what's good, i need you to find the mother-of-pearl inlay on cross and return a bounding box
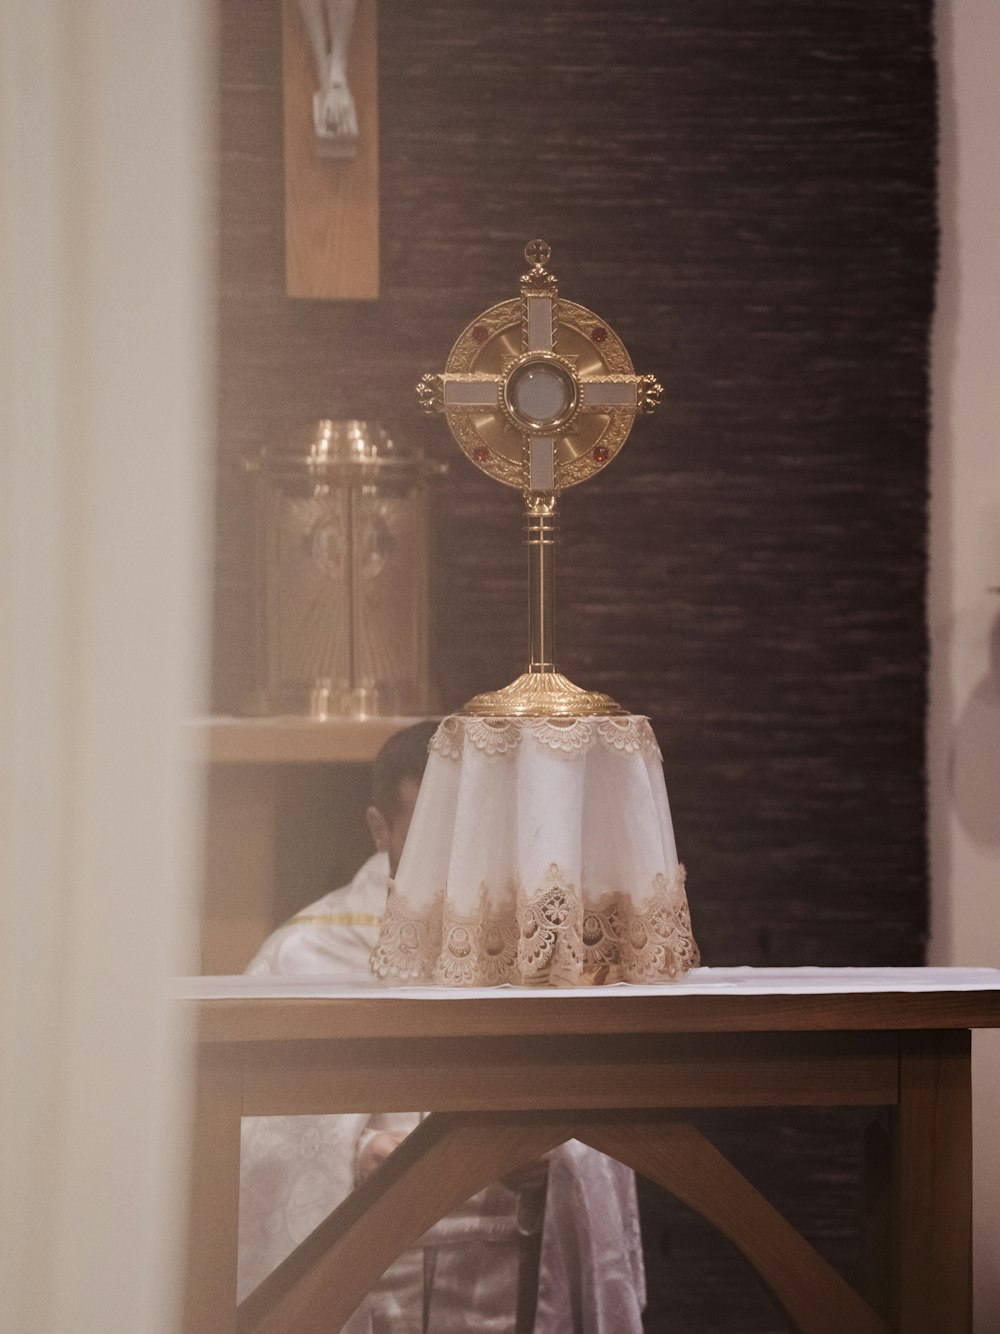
[417,241,663,718]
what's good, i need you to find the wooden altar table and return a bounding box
[178,967,1000,1334]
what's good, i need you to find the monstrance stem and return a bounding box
[525,494,556,674]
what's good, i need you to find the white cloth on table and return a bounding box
[238,851,646,1331]
[371,715,699,987]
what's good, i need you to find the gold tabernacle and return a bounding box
[417,240,662,717]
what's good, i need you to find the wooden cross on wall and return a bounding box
[282,0,379,299]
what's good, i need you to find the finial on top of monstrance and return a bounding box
[417,240,663,717]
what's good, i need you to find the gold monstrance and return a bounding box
[417,240,662,717]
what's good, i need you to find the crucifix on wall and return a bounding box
[282,0,379,299]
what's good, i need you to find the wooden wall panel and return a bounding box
[215,2,935,1328]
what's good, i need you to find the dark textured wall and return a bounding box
[216,2,936,1328]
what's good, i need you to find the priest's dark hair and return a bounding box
[371,720,439,817]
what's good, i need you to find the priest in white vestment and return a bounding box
[238,723,646,1332]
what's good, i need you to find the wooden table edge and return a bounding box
[183,989,1000,1044]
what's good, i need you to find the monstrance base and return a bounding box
[459,671,624,718]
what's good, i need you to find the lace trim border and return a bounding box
[429,714,662,761]
[370,863,699,988]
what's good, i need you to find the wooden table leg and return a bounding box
[182,1047,243,1334]
[896,1030,973,1333]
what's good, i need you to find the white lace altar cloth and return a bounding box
[370,714,700,988]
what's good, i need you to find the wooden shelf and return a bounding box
[192,715,432,764]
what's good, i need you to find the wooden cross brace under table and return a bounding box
[178,968,1000,1334]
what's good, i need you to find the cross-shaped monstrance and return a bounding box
[416,241,663,717]
[417,240,662,495]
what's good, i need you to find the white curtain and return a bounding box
[930,5,1000,1328]
[0,3,213,1331]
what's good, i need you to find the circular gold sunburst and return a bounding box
[418,241,660,498]
[440,296,639,491]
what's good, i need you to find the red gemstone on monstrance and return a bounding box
[472,324,489,344]
[593,445,609,463]
[591,326,608,343]
[474,446,491,463]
